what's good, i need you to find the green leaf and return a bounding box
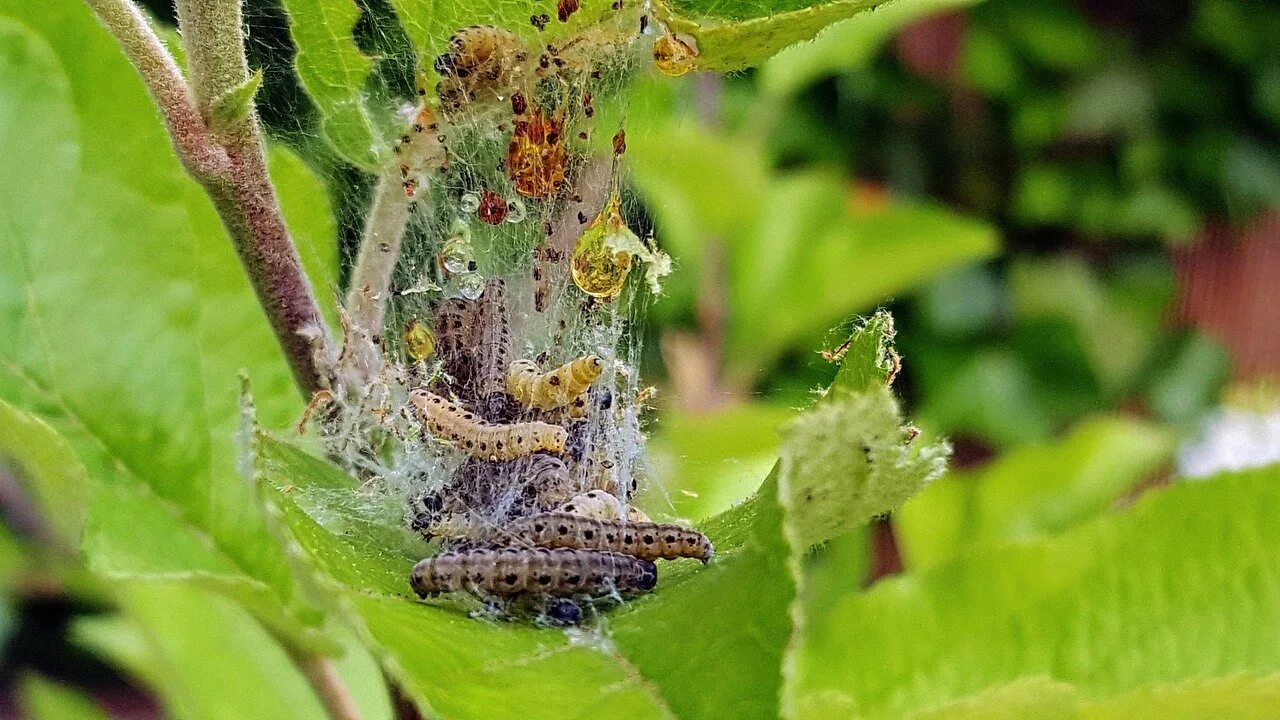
[0,0,337,649]
[280,0,381,168]
[758,0,983,97]
[779,317,949,550]
[653,0,959,72]
[0,398,92,548]
[788,465,1280,719]
[896,415,1175,571]
[20,675,110,720]
[210,68,264,134]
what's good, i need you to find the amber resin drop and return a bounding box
[571,194,634,300]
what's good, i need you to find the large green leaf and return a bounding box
[896,415,1175,571]
[788,464,1280,719]
[0,0,337,649]
[280,0,381,168]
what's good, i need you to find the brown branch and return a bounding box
[89,0,333,395]
[285,646,366,720]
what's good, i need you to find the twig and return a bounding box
[88,0,333,396]
[285,646,366,720]
[346,172,416,336]
[345,108,446,339]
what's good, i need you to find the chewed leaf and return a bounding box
[280,0,381,168]
[780,311,949,549]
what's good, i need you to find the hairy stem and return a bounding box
[92,0,332,395]
[83,0,230,179]
[286,647,366,720]
[346,172,415,336]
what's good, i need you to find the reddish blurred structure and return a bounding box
[1175,212,1280,382]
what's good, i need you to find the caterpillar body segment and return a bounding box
[434,298,478,388]
[474,279,513,408]
[557,489,625,520]
[507,355,604,411]
[409,389,566,461]
[411,547,657,598]
[500,512,715,562]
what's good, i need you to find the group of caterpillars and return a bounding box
[407,278,712,624]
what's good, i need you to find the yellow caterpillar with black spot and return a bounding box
[500,511,714,562]
[410,547,656,597]
[408,389,565,461]
[507,355,603,412]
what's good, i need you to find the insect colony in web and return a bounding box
[304,9,709,626]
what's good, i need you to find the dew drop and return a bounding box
[459,191,481,214]
[505,197,528,223]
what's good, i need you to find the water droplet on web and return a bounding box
[571,193,633,300]
[457,272,485,300]
[442,236,475,274]
[505,197,528,223]
[459,191,481,213]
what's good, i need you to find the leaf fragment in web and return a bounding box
[280,0,382,168]
[788,465,1280,720]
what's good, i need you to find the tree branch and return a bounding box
[90,0,334,396]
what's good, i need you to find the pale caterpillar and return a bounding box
[507,355,603,411]
[408,389,565,461]
[557,490,652,523]
[410,547,657,597]
[500,511,714,562]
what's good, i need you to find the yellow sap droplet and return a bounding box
[571,194,633,300]
[403,318,436,362]
[652,33,698,77]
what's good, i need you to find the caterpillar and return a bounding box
[411,547,657,597]
[557,489,624,520]
[409,389,566,461]
[434,297,478,387]
[474,279,513,412]
[507,355,603,411]
[500,512,715,562]
[434,26,529,112]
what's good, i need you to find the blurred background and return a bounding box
[3,0,1279,715]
